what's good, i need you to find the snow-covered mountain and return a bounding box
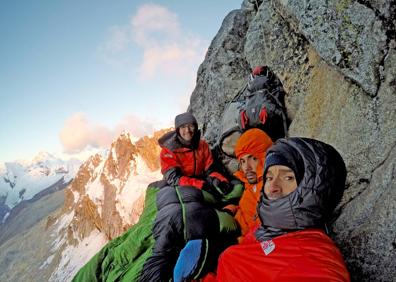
[44,130,168,281]
[0,152,82,224]
[0,129,169,281]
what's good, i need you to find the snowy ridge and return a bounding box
[85,156,107,216]
[50,229,107,282]
[76,152,160,223]
[0,152,82,222]
[116,155,162,226]
[47,210,107,282]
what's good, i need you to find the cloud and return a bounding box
[103,26,130,53]
[98,4,207,80]
[59,113,160,153]
[131,4,181,47]
[114,115,157,138]
[59,113,112,153]
[139,42,203,79]
[97,25,131,67]
[131,4,206,80]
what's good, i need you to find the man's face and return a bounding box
[264,165,298,200]
[240,154,259,184]
[179,123,195,142]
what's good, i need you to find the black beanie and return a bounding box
[175,112,197,129]
[263,144,304,185]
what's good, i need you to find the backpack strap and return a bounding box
[266,89,289,139]
[231,83,248,103]
[259,106,268,125]
[239,110,248,130]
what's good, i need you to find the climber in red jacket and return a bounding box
[158,112,229,193]
[208,137,350,282]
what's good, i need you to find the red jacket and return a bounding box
[212,229,350,282]
[159,131,226,189]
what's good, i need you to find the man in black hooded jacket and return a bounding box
[212,137,350,282]
[158,112,230,193]
[138,113,241,282]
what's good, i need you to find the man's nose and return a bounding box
[269,177,281,192]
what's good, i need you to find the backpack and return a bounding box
[217,66,288,158]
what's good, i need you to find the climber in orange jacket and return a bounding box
[224,128,273,237]
[158,112,228,192]
[209,137,350,282]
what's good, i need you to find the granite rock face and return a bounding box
[275,0,388,96]
[189,9,251,145]
[189,0,395,281]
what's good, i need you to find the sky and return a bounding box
[0,0,241,163]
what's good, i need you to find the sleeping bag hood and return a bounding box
[256,137,347,241]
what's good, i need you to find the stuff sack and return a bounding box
[218,100,244,158]
[217,66,288,158]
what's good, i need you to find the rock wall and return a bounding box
[189,0,395,281]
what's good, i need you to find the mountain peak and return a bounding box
[32,151,57,164]
[0,162,5,173]
[118,131,131,139]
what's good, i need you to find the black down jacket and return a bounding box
[256,137,347,241]
[139,185,239,282]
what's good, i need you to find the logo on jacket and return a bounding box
[260,239,275,255]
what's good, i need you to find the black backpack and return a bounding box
[217,66,288,158]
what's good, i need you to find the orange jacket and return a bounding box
[215,229,350,282]
[233,171,262,236]
[232,128,272,236]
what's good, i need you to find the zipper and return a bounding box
[193,150,196,176]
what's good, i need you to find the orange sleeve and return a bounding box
[234,209,250,236]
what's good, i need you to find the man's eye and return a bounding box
[265,176,273,181]
[285,175,295,181]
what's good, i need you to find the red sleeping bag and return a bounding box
[209,229,350,282]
